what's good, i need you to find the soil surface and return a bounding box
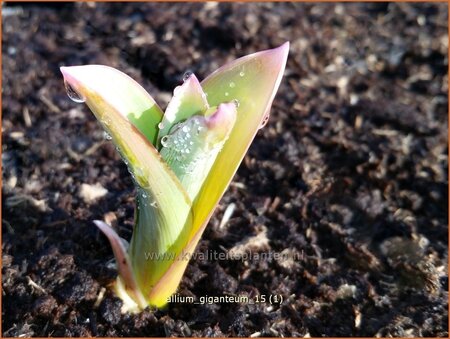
[2,2,448,337]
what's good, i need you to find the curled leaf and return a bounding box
[157,73,209,146]
[160,102,237,201]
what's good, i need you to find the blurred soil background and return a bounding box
[2,2,448,337]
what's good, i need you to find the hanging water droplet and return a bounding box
[229,82,235,88]
[158,122,164,129]
[225,92,229,97]
[232,99,240,108]
[64,80,85,103]
[103,131,112,140]
[161,135,169,147]
[183,70,193,82]
[259,114,270,129]
[239,71,245,77]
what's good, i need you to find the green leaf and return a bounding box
[157,73,209,147]
[61,65,194,304]
[159,102,237,201]
[61,65,163,145]
[193,42,289,237]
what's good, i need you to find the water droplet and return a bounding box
[225,92,229,97]
[158,122,164,129]
[232,99,240,108]
[161,135,169,147]
[259,114,270,129]
[229,82,235,88]
[103,131,112,140]
[182,125,190,133]
[183,70,193,82]
[150,201,158,208]
[64,80,85,103]
[239,71,245,77]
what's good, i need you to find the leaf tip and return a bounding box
[205,102,237,140]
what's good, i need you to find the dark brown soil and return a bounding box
[2,2,448,337]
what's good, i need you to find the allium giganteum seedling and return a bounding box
[60,43,289,312]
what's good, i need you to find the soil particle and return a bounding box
[99,298,122,326]
[32,295,58,317]
[56,271,99,306]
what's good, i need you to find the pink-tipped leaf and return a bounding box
[93,220,147,309]
[148,43,290,303]
[61,65,163,145]
[157,73,209,146]
[194,42,289,235]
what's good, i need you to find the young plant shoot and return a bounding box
[60,43,289,312]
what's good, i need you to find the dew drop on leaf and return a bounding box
[229,82,235,88]
[158,122,164,129]
[183,70,193,82]
[64,80,86,103]
[225,92,229,97]
[232,99,240,108]
[161,135,169,147]
[239,71,245,77]
[259,114,270,129]
[103,131,112,140]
